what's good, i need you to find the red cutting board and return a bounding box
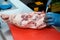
[8,23,60,40]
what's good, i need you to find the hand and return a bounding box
[0,3,12,10]
[45,12,60,27]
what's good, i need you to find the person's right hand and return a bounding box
[45,12,60,27]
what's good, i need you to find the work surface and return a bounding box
[8,23,60,40]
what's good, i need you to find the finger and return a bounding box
[44,18,54,23]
